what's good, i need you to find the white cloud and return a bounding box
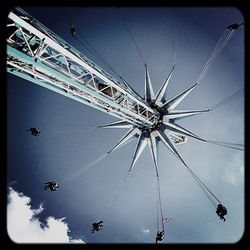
[7,187,85,243]
[222,152,244,186]
[142,229,150,235]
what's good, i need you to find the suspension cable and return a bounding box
[206,140,244,147]
[100,173,129,221]
[39,126,97,136]
[75,35,123,80]
[196,29,236,83]
[157,177,165,231]
[62,138,130,187]
[152,158,164,232]
[184,164,221,205]
[156,184,159,231]
[187,168,218,207]
[171,8,176,66]
[205,140,244,151]
[63,152,110,186]
[116,8,146,66]
[72,25,143,99]
[209,88,244,111]
[174,155,223,206]
[78,172,129,235]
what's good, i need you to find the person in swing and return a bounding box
[216,203,227,221]
[156,230,164,243]
[91,220,103,233]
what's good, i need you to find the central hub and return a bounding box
[145,113,164,133]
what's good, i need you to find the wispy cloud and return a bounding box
[142,229,150,235]
[7,187,85,243]
[222,152,244,186]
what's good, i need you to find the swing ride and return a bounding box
[7,7,244,243]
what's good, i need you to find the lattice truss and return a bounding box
[7,8,159,128]
[7,7,219,175]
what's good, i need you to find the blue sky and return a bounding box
[7,7,244,243]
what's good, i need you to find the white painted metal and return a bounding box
[161,83,198,111]
[7,8,213,174]
[98,121,133,129]
[144,64,155,104]
[129,133,149,173]
[162,121,204,141]
[149,133,158,167]
[7,8,159,128]
[154,66,175,106]
[163,109,210,120]
[107,127,141,154]
[156,130,187,167]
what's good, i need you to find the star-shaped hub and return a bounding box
[99,65,210,176]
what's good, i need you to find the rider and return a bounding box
[91,220,103,233]
[44,181,59,191]
[226,23,244,30]
[156,230,164,243]
[27,128,41,136]
[216,203,227,221]
[70,23,77,37]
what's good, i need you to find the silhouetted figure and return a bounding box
[216,203,227,222]
[226,23,244,30]
[27,128,41,136]
[91,220,103,233]
[156,230,164,243]
[70,23,76,37]
[44,181,59,191]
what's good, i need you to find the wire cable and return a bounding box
[209,88,244,111]
[157,177,165,232]
[116,8,146,66]
[75,36,122,80]
[196,29,236,83]
[205,140,244,151]
[100,172,129,221]
[187,168,218,207]
[184,164,221,205]
[63,152,110,186]
[39,126,97,136]
[171,8,176,66]
[72,26,143,99]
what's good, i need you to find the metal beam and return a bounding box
[7,8,160,127]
